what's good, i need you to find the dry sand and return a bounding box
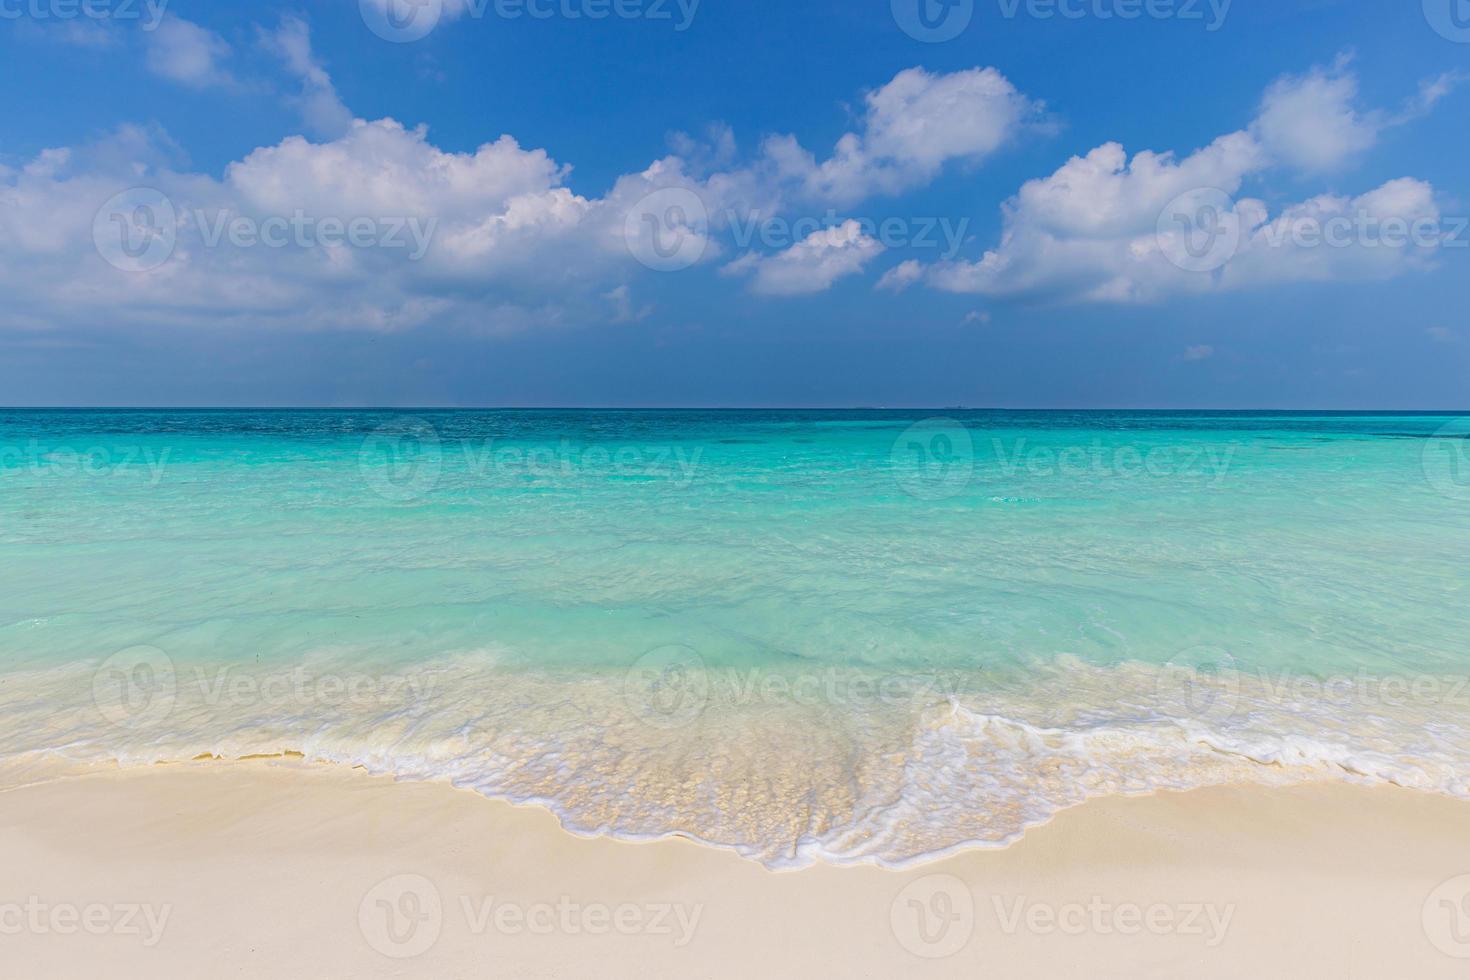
[2,760,1469,977]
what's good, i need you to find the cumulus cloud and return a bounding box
[1,60,1053,340]
[1251,56,1379,174]
[145,16,234,88]
[919,59,1454,305]
[723,220,884,295]
[760,67,1043,206]
[1250,56,1465,175]
[0,117,607,335]
[31,53,1447,334]
[930,171,1444,304]
[1005,133,1265,240]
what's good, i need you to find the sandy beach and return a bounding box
[1,761,1467,978]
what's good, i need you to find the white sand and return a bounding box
[2,760,1469,977]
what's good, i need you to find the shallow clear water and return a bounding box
[2,409,1469,866]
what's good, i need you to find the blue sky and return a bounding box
[1,0,1468,407]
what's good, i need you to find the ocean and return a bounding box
[2,409,1468,867]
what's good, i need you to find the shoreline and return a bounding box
[14,649,1470,870]
[3,761,1469,977]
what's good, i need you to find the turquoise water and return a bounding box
[2,410,1469,866]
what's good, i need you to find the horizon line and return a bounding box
[3,406,1469,414]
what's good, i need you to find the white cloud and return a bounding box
[1397,71,1467,123]
[760,67,1042,206]
[876,259,923,292]
[921,60,1453,305]
[1182,345,1214,361]
[261,15,353,140]
[723,220,884,295]
[0,118,602,335]
[929,172,1444,304]
[1251,56,1378,174]
[1249,58,1464,176]
[1217,178,1442,288]
[26,55,1444,332]
[604,285,652,323]
[1,61,1052,336]
[1005,132,1265,240]
[145,16,234,88]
